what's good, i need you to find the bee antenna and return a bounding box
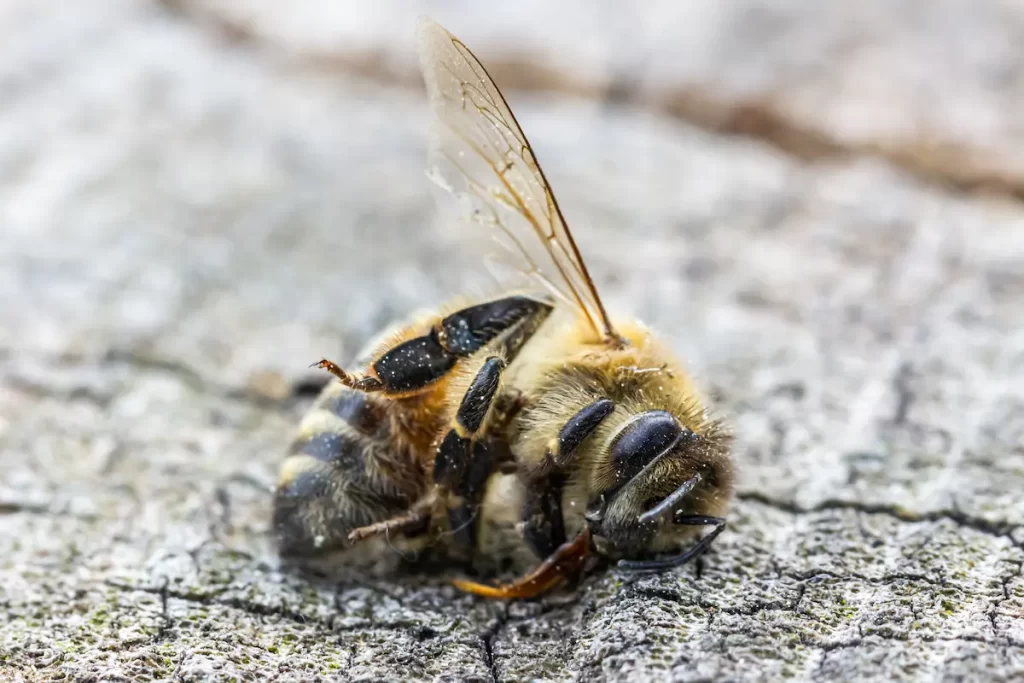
[438,507,479,541]
[618,515,727,572]
[382,527,417,563]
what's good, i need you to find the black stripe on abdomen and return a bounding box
[291,431,369,475]
[321,390,388,438]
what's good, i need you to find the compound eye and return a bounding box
[609,411,685,488]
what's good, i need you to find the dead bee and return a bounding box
[272,17,734,599]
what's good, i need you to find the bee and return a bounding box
[272,17,734,599]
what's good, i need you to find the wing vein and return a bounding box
[416,18,620,343]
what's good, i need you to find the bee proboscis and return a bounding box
[272,17,734,599]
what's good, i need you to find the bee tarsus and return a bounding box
[347,492,438,544]
[311,359,384,393]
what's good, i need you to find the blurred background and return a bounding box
[2,1,1023,679]
[4,0,1022,501]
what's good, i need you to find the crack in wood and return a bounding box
[738,491,1023,549]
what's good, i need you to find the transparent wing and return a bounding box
[415,17,618,342]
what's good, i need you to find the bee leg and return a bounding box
[520,473,568,560]
[452,528,592,600]
[617,516,727,572]
[515,399,613,559]
[528,398,615,479]
[434,357,506,482]
[312,295,552,397]
[347,355,511,550]
[434,356,507,550]
[310,359,385,392]
[434,295,553,360]
[347,492,438,543]
[445,440,499,551]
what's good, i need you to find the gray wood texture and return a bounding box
[2,1,1022,681]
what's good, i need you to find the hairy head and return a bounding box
[582,408,733,563]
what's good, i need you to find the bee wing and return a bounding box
[415,17,618,342]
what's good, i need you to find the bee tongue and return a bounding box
[451,528,592,600]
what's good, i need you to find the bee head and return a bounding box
[582,409,732,564]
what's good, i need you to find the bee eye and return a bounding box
[609,411,686,487]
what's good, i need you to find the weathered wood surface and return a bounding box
[1,1,1022,681]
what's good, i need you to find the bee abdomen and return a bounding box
[272,383,420,557]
